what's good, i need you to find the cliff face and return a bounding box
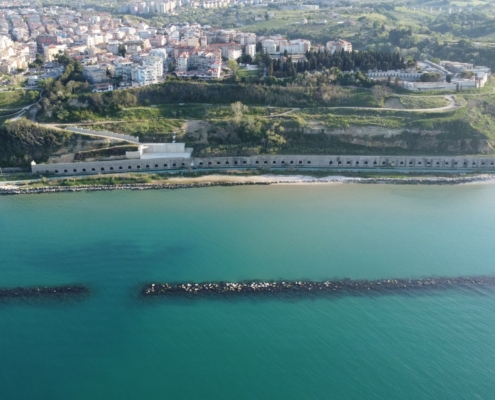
[299,124,494,155]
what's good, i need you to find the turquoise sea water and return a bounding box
[1,183,495,399]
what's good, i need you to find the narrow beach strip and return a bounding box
[141,276,495,298]
[2,174,495,196]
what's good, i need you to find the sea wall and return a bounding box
[32,154,495,175]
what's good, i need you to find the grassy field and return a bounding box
[237,68,259,79]
[397,96,450,109]
[0,90,39,108]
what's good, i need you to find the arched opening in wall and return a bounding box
[455,162,458,166]
[307,161,311,164]
[73,169,77,172]
[436,162,439,166]
[356,161,359,165]
[164,164,168,167]
[217,161,221,165]
[347,161,351,165]
[472,162,476,166]
[55,170,59,173]
[329,161,333,165]
[243,161,247,165]
[445,162,449,166]
[338,161,342,165]
[264,161,268,164]
[155,164,158,168]
[418,162,422,165]
[290,161,294,164]
[373,161,377,165]
[208,162,212,165]
[234,161,238,165]
[199,162,203,166]
[381,161,386,165]
[273,161,276,164]
[137,165,141,169]
[491,162,494,166]
[182,163,185,166]
[110,167,114,170]
[172,163,176,167]
[281,161,285,164]
[92,168,96,171]
[298,161,302,165]
[426,162,431,166]
[146,165,150,169]
[119,167,123,170]
[225,161,229,165]
[482,161,485,166]
[400,161,403,165]
[364,161,368,165]
[101,168,105,171]
[463,162,467,167]
[128,166,132,169]
[409,161,413,165]
[64,169,68,173]
[255,161,259,164]
[83,169,87,172]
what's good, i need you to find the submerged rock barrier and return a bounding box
[1,174,495,196]
[0,285,90,301]
[0,181,270,196]
[141,276,495,298]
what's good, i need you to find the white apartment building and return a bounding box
[262,39,277,54]
[279,39,311,54]
[114,59,134,80]
[176,52,189,71]
[143,56,163,78]
[227,47,241,60]
[246,43,256,58]
[326,39,352,54]
[131,64,158,85]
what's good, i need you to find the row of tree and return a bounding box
[259,49,408,79]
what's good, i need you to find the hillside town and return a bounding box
[0,1,490,91]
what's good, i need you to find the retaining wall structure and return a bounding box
[31,155,495,175]
[66,127,140,143]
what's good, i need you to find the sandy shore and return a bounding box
[164,174,350,185]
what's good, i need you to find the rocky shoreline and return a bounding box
[141,276,495,298]
[1,174,495,196]
[0,285,90,301]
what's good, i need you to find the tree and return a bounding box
[371,84,390,105]
[118,44,127,58]
[227,60,239,77]
[231,101,247,123]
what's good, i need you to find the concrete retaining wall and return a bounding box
[32,155,495,175]
[66,127,139,143]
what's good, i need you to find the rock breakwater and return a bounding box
[1,175,494,196]
[0,285,90,301]
[141,276,495,298]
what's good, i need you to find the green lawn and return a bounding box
[0,90,39,108]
